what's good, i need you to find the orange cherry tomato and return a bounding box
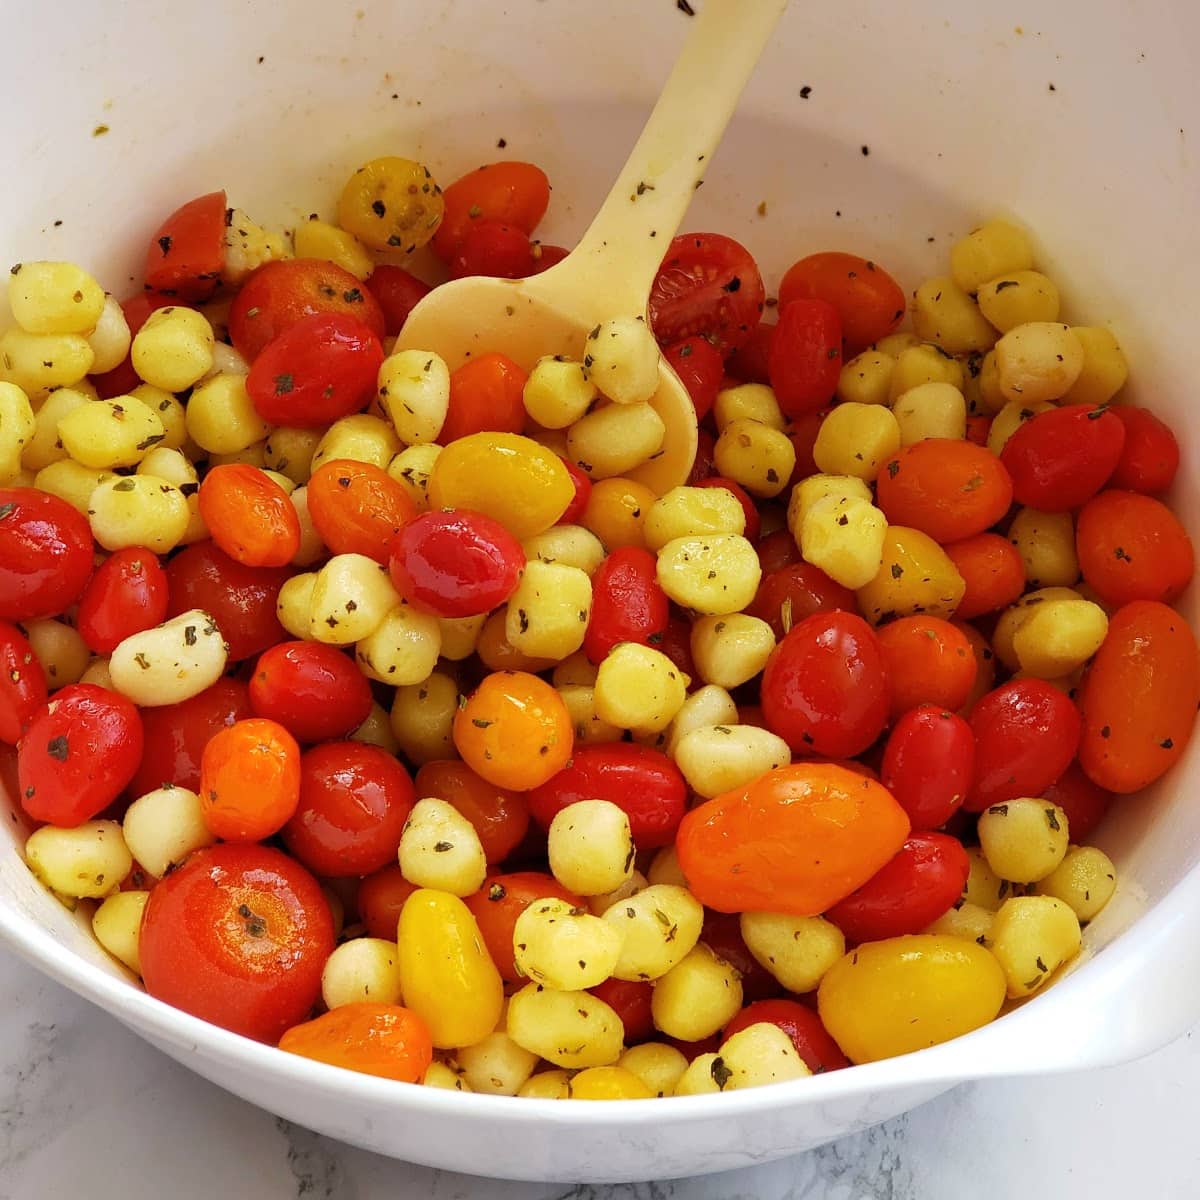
[875,439,1014,545]
[200,717,301,841]
[197,464,300,568]
[953,620,997,714]
[431,161,551,261]
[279,1003,433,1083]
[464,871,581,983]
[876,616,977,720]
[439,353,528,445]
[1075,489,1195,608]
[357,863,418,940]
[1077,600,1200,793]
[452,670,573,791]
[306,458,417,563]
[965,415,992,447]
[414,759,530,863]
[676,762,911,916]
[944,532,1026,620]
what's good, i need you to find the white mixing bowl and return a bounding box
[2,0,1199,1183]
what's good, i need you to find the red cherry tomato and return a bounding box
[0,488,93,622]
[588,978,654,1045]
[1110,406,1180,494]
[1042,761,1112,842]
[431,162,551,261]
[448,221,536,279]
[663,337,724,422]
[528,244,571,274]
[787,407,828,483]
[826,832,969,942]
[249,641,373,743]
[414,759,530,865]
[527,743,687,850]
[464,871,581,984]
[228,258,386,361]
[767,298,842,418]
[126,677,251,798]
[756,528,802,575]
[745,562,855,642]
[778,252,905,358]
[762,611,890,759]
[700,910,782,1003]
[166,541,290,661]
[693,476,760,542]
[282,742,416,877]
[687,428,718,485]
[876,616,977,720]
[140,843,334,1043]
[876,439,1013,544]
[648,233,765,355]
[246,312,383,428]
[76,547,169,654]
[1000,404,1126,512]
[364,265,431,336]
[198,464,300,568]
[0,621,47,744]
[881,704,974,831]
[1076,489,1194,608]
[92,291,178,398]
[18,684,143,826]
[440,353,528,444]
[966,679,1081,811]
[723,998,851,1074]
[657,611,697,679]
[1077,600,1200,793]
[143,190,227,302]
[584,547,669,664]
[966,414,992,447]
[558,458,593,525]
[726,320,774,384]
[306,459,417,564]
[357,864,418,940]
[943,533,1026,620]
[388,509,525,618]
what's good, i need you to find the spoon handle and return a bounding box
[530,0,788,323]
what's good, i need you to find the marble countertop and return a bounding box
[0,947,1194,1200]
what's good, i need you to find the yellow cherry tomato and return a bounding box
[580,478,658,550]
[337,156,445,252]
[568,1066,655,1100]
[429,432,573,540]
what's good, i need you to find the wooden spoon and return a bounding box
[397,0,788,494]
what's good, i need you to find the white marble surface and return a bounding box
[0,946,1195,1199]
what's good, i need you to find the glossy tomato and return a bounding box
[876,616,976,720]
[648,233,765,354]
[431,161,551,260]
[198,465,300,569]
[448,221,536,279]
[767,298,842,418]
[0,488,93,622]
[966,679,1081,811]
[140,843,334,1042]
[464,871,580,983]
[76,546,169,654]
[283,742,416,877]
[126,677,251,798]
[677,763,910,915]
[527,743,687,850]
[745,562,855,642]
[826,832,969,942]
[0,621,46,744]
[246,312,384,427]
[761,611,890,758]
[306,459,416,563]
[1000,404,1125,512]
[388,509,525,618]
[199,718,301,842]
[228,258,385,361]
[1110,406,1180,494]
[777,252,905,357]
[584,547,669,664]
[279,1003,432,1082]
[558,458,593,525]
[364,265,431,335]
[357,864,418,940]
[249,641,373,743]
[18,684,144,826]
[143,190,227,302]
[723,999,851,1074]
[662,337,725,422]
[414,759,529,865]
[657,611,697,680]
[943,533,1026,620]
[166,541,290,661]
[880,705,974,830]
[440,353,528,444]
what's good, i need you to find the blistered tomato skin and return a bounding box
[676,763,911,916]
[279,1003,433,1082]
[307,459,417,564]
[881,705,974,830]
[389,509,525,618]
[140,843,334,1043]
[585,547,670,664]
[722,998,850,1074]
[0,621,47,745]
[966,679,1082,812]
[761,611,890,759]
[249,641,374,743]
[76,547,170,654]
[1078,600,1200,793]
[826,832,970,942]
[0,489,94,622]
[527,743,688,850]
[198,465,301,568]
